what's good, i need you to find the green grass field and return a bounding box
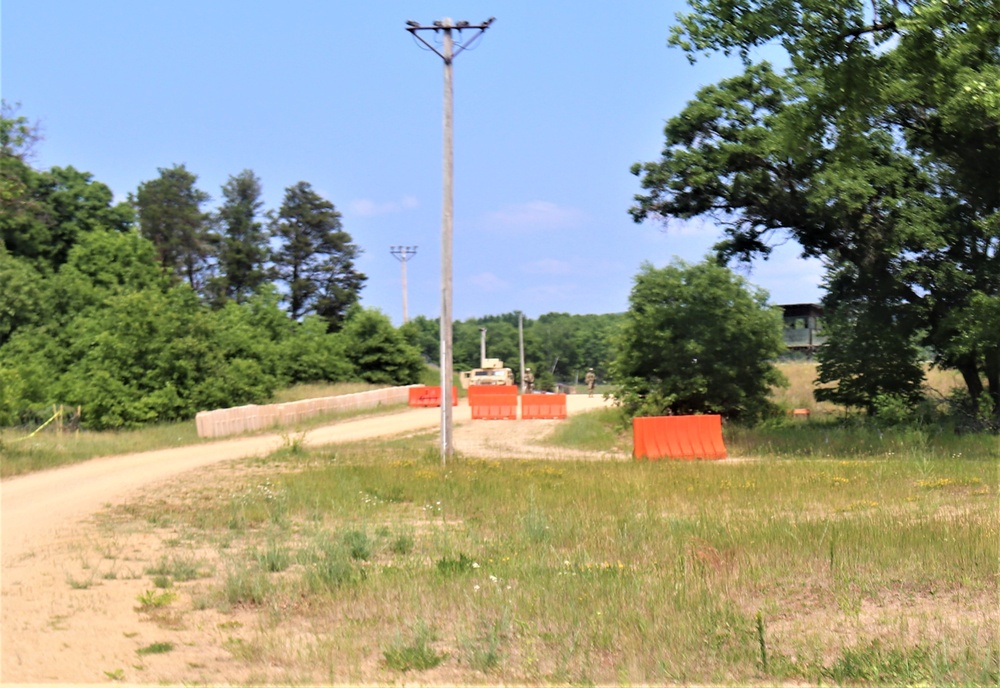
[101,415,997,685]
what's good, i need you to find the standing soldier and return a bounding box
[523,367,535,394]
[585,368,596,397]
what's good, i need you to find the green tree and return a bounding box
[52,228,167,316]
[0,249,47,347]
[612,259,786,421]
[279,316,354,384]
[0,103,46,267]
[341,308,423,385]
[270,182,366,328]
[1,107,133,272]
[209,169,269,305]
[633,1,999,422]
[56,286,277,429]
[815,300,927,414]
[132,164,211,290]
[400,315,440,364]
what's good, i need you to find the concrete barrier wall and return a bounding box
[194,386,416,439]
[632,414,727,461]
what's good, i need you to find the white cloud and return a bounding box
[521,258,572,276]
[482,201,584,232]
[349,195,419,217]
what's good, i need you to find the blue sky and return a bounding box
[2,0,823,323]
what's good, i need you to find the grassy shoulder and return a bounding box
[0,382,405,479]
[94,437,998,685]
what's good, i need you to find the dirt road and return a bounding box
[1,395,610,683]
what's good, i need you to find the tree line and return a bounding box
[400,311,623,392]
[0,104,422,429]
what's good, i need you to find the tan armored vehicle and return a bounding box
[459,358,514,389]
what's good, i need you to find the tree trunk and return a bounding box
[957,357,984,405]
[985,348,1000,426]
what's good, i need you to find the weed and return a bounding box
[436,553,476,576]
[383,621,448,672]
[756,611,768,674]
[301,539,361,593]
[280,430,308,455]
[221,565,273,607]
[136,641,174,656]
[254,539,291,572]
[465,616,509,674]
[223,636,255,661]
[390,532,415,555]
[521,495,550,544]
[66,573,97,590]
[342,529,373,561]
[145,554,208,582]
[135,589,176,611]
[103,668,125,681]
[822,640,938,684]
[151,574,172,589]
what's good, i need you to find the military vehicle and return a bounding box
[459,357,514,388]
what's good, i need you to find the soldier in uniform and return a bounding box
[585,368,596,397]
[523,367,535,394]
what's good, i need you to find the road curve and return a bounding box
[1,405,454,567]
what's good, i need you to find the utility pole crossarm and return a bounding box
[405,18,495,61]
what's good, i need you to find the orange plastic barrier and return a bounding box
[407,386,458,407]
[468,385,518,419]
[521,393,567,419]
[632,415,727,461]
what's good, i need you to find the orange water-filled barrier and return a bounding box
[407,386,458,407]
[632,414,727,461]
[521,393,567,419]
[468,385,518,420]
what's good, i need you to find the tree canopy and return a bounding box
[612,259,786,421]
[632,0,999,423]
[270,182,366,329]
[131,164,211,290]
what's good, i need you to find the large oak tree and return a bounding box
[632,0,999,422]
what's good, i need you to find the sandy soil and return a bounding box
[1,395,611,684]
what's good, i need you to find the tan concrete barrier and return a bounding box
[194,386,417,438]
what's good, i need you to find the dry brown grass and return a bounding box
[772,361,967,416]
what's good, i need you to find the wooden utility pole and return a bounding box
[406,17,494,465]
[390,246,417,324]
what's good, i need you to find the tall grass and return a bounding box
[119,439,998,684]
